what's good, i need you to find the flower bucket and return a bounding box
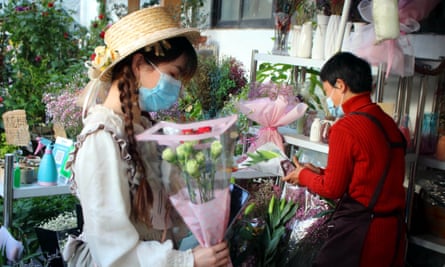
[35,227,81,267]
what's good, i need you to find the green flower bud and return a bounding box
[185,159,199,177]
[176,144,188,161]
[244,203,255,216]
[183,141,195,154]
[280,198,286,211]
[162,148,176,163]
[210,140,222,160]
[268,195,275,215]
[195,151,206,165]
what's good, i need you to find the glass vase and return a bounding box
[272,12,292,56]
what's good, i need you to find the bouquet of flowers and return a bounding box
[136,115,238,249]
[237,94,307,153]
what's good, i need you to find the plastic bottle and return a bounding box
[58,144,74,184]
[35,137,58,186]
[13,163,21,188]
[309,118,321,142]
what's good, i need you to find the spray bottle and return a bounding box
[35,137,58,186]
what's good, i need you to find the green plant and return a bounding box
[0,133,18,158]
[1,194,79,265]
[0,0,87,126]
[255,63,325,112]
[256,63,294,84]
[295,0,317,25]
[230,190,297,267]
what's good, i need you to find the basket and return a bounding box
[2,110,31,146]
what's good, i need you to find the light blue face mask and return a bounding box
[326,91,344,118]
[139,68,181,112]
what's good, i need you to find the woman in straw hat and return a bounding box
[63,6,229,267]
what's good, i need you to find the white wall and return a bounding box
[203,29,274,74]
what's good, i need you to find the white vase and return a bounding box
[341,22,353,51]
[324,15,341,60]
[312,14,329,60]
[296,21,313,58]
[290,25,302,57]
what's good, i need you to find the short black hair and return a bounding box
[320,52,373,94]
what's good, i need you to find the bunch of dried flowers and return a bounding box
[38,211,77,232]
[42,79,83,139]
[248,81,302,106]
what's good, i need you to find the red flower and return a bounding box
[48,2,54,8]
[182,129,194,135]
[99,31,105,39]
[63,32,69,39]
[90,53,96,61]
[35,55,42,63]
[98,14,104,20]
[93,22,98,28]
[0,96,3,103]
[196,126,212,134]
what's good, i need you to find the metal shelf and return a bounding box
[0,182,70,199]
[410,234,445,255]
[253,53,325,70]
[418,155,445,170]
[252,52,379,75]
[279,127,329,154]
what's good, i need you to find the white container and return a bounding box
[296,21,313,58]
[290,25,302,57]
[309,117,322,142]
[324,15,341,60]
[312,14,329,60]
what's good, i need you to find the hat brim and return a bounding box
[99,28,201,81]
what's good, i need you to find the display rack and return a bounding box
[1,154,70,228]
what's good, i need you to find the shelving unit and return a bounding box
[1,154,71,228]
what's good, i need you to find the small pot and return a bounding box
[21,167,37,184]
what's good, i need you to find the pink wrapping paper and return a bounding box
[170,187,230,247]
[237,95,307,152]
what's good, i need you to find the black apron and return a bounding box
[313,112,406,267]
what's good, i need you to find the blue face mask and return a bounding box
[139,72,181,112]
[326,91,344,118]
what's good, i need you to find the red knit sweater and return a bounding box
[299,93,406,267]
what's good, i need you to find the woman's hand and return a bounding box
[282,156,321,185]
[193,242,230,267]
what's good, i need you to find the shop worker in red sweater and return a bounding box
[284,52,407,267]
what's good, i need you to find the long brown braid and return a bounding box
[112,57,154,225]
[111,37,198,226]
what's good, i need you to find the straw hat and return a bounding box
[79,6,201,118]
[88,6,201,82]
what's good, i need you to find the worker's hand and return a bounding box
[282,156,322,185]
[282,156,304,185]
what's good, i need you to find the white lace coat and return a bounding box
[67,105,193,267]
